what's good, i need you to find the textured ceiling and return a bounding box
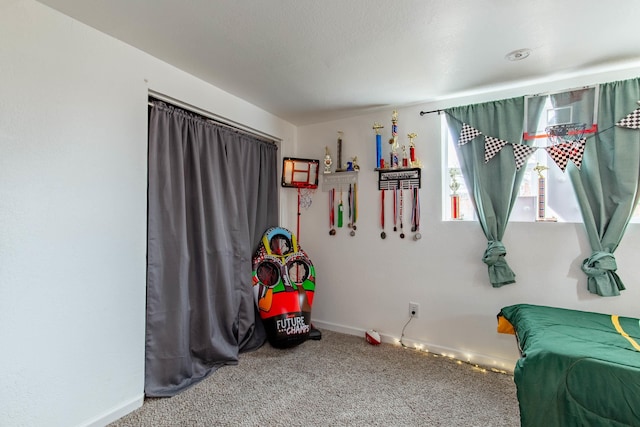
[37,0,640,125]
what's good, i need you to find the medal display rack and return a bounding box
[321,171,358,192]
[375,167,421,190]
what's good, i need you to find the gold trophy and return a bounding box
[389,111,399,168]
[533,164,556,221]
[336,131,345,171]
[407,132,421,168]
[351,156,360,171]
[323,146,333,174]
[373,122,384,169]
[449,168,462,220]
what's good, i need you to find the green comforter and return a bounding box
[499,304,640,427]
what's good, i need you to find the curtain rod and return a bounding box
[419,84,600,117]
[148,90,282,144]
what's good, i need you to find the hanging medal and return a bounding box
[329,188,336,235]
[380,190,386,239]
[412,187,421,240]
[347,184,352,229]
[399,189,405,239]
[350,183,357,236]
[337,189,344,228]
[393,189,398,232]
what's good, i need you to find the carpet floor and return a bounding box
[110,330,520,426]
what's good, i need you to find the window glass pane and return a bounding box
[443,98,583,223]
[443,87,640,224]
[444,118,475,221]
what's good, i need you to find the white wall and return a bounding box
[3,1,640,425]
[295,67,640,371]
[0,1,295,426]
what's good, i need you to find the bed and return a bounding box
[497,304,640,427]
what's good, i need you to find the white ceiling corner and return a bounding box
[36,0,640,125]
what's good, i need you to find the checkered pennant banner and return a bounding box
[567,137,587,169]
[616,107,640,129]
[458,123,482,146]
[545,142,573,172]
[484,136,509,163]
[511,143,537,170]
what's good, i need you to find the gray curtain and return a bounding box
[446,98,538,287]
[568,78,640,296]
[146,101,279,396]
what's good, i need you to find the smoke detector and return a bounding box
[505,48,531,61]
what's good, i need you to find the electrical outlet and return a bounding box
[409,302,420,318]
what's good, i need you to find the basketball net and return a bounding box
[545,123,587,145]
[296,186,317,243]
[299,187,316,210]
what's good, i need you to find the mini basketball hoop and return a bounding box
[281,157,320,241]
[545,123,587,145]
[524,85,598,142]
[281,157,319,189]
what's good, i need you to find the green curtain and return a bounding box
[568,78,640,296]
[446,97,533,287]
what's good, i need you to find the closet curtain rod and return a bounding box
[148,91,281,145]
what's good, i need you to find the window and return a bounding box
[443,119,563,222]
[443,88,640,223]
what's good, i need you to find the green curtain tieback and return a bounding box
[482,241,516,287]
[482,241,507,266]
[581,251,625,296]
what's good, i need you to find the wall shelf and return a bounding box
[376,167,421,190]
[321,171,358,192]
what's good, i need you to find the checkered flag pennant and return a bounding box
[568,137,587,169]
[458,123,482,146]
[545,142,572,172]
[484,136,509,163]
[512,143,537,170]
[616,107,640,129]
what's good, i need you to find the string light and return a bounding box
[395,317,512,376]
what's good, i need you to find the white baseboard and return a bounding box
[311,319,515,373]
[81,394,144,427]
